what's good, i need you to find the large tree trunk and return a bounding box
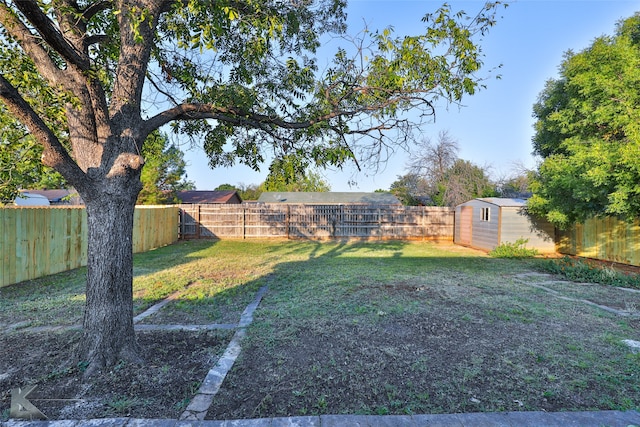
[81,186,142,376]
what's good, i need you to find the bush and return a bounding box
[541,256,640,289]
[489,238,539,259]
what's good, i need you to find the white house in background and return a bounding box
[454,198,556,253]
[25,189,83,205]
[13,191,50,206]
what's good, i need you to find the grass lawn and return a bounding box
[1,239,640,421]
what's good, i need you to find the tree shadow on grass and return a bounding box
[9,240,631,422]
[0,240,222,328]
[195,245,640,420]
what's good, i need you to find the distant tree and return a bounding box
[236,183,262,201]
[137,132,195,205]
[262,155,331,192]
[496,174,531,199]
[409,130,460,190]
[214,184,238,191]
[0,134,66,202]
[393,130,495,206]
[496,163,533,199]
[433,159,496,207]
[213,182,262,200]
[528,14,640,227]
[389,173,430,205]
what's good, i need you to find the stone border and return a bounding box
[3,409,640,426]
[179,286,268,421]
[513,272,640,317]
[3,285,269,423]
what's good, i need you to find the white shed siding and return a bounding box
[499,206,555,252]
[454,198,557,253]
[473,202,499,250]
[455,199,499,250]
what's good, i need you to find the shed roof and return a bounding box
[257,192,400,205]
[472,198,527,208]
[177,190,242,204]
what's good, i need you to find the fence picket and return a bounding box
[1,206,179,288]
[177,204,455,241]
[557,216,640,267]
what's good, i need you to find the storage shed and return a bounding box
[454,198,556,253]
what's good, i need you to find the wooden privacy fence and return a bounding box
[1,206,179,288]
[557,216,640,267]
[179,204,454,240]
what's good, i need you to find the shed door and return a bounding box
[459,206,473,246]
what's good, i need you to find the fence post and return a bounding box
[195,204,201,239]
[286,205,290,240]
[242,204,246,239]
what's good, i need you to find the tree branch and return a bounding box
[143,85,433,138]
[0,3,67,85]
[0,74,86,187]
[82,0,113,22]
[13,0,89,69]
[109,0,163,118]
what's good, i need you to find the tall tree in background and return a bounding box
[0,135,66,202]
[389,173,430,205]
[495,162,533,199]
[528,14,640,227]
[433,158,496,206]
[137,131,194,204]
[262,154,331,192]
[409,130,460,187]
[391,130,495,206]
[0,0,506,374]
[214,183,261,201]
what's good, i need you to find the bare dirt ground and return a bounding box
[0,329,231,420]
[1,262,639,421]
[204,281,640,420]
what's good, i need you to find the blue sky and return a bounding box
[182,0,640,193]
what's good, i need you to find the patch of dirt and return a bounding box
[2,273,640,422]
[0,329,231,421]
[518,273,640,315]
[205,291,640,420]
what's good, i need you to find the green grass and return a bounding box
[489,238,539,259]
[540,256,640,289]
[2,239,640,418]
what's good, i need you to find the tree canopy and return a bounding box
[389,172,430,205]
[390,131,496,206]
[528,14,640,227]
[0,135,65,202]
[0,0,507,374]
[261,154,331,192]
[215,182,262,201]
[432,158,496,206]
[137,131,194,204]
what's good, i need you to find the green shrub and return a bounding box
[541,256,640,289]
[489,238,539,259]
